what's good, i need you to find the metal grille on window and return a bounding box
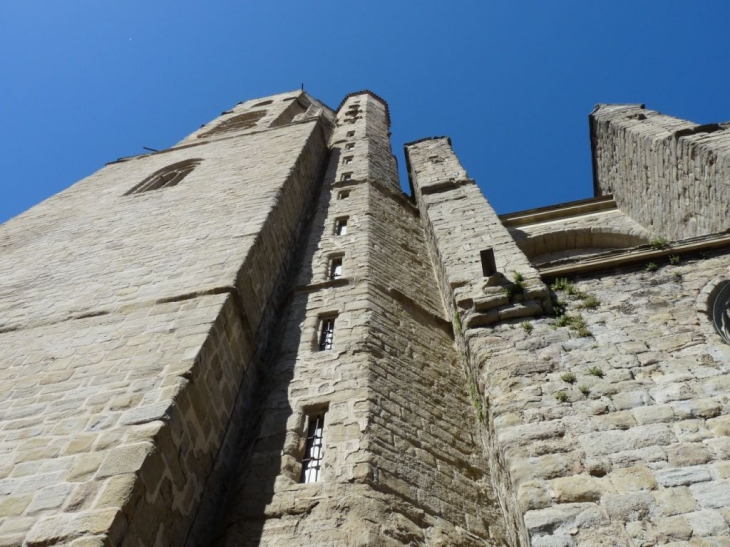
[329,258,342,280]
[300,413,325,483]
[319,318,334,350]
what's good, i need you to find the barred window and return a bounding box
[335,218,348,236]
[300,412,325,483]
[329,257,343,280]
[319,317,335,351]
[125,159,201,195]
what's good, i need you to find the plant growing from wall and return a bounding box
[512,271,525,293]
[555,391,568,403]
[580,295,601,309]
[589,366,604,378]
[469,377,484,423]
[669,255,680,265]
[561,372,576,384]
[650,237,669,250]
[646,262,658,272]
[520,321,533,333]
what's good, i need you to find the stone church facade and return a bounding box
[1,90,730,546]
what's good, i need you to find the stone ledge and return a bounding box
[539,233,730,278]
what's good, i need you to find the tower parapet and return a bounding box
[591,103,730,241]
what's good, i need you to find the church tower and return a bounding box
[3,92,730,547]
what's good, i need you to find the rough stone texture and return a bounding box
[212,93,506,546]
[0,91,333,545]
[4,91,730,547]
[591,103,730,241]
[506,205,652,264]
[408,132,730,546]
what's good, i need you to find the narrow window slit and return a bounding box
[329,257,343,280]
[480,248,497,276]
[300,412,325,483]
[319,317,335,351]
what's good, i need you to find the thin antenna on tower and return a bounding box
[301,83,304,91]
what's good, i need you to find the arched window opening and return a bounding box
[711,281,730,344]
[198,110,267,138]
[125,159,202,195]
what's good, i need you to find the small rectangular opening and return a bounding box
[337,190,350,200]
[346,131,355,137]
[334,218,348,235]
[329,257,343,280]
[341,172,352,181]
[480,249,497,277]
[346,143,355,150]
[318,317,335,351]
[343,156,353,165]
[300,412,326,483]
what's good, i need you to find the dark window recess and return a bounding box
[329,258,343,280]
[319,318,335,350]
[480,248,497,277]
[198,110,267,138]
[341,172,352,181]
[346,143,355,150]
[346,131,355,137]
[126,159,202,195]
[712,281,730,345]
[335,218,348,235]
[300,413,325,483]
[338,191,350,200]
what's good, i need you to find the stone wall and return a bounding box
[214,93,507,546]
[409,134,730,546]
[0,95,332,545]
[591,104,730,241]
[477,252,730,546]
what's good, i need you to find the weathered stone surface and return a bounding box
[3,92,730,547]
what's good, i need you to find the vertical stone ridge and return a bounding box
[406,137,550,330]
[213,93,509,546]
[406,136,552,547]
[591,103,730,240]
[334,92,400,193]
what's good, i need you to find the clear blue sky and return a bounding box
[2,1,730,223]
